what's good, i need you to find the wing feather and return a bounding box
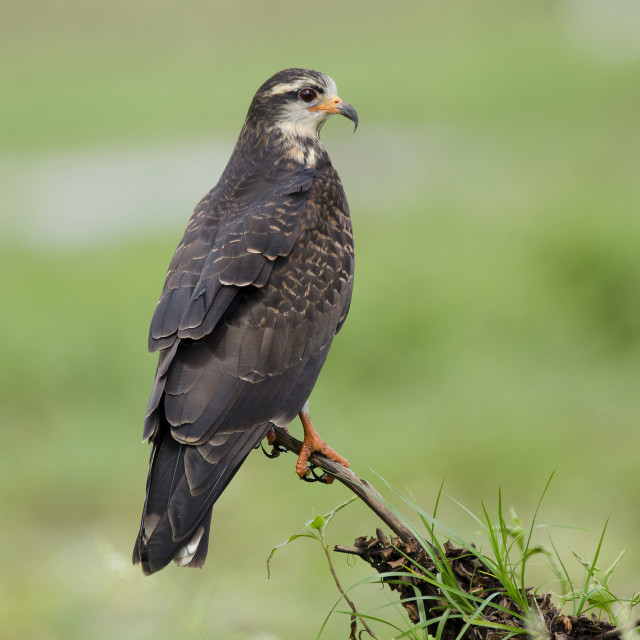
[148,165,316,354]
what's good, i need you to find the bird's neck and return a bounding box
[238,122,328,169]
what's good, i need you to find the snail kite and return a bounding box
[133,68,358,574]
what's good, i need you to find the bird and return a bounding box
[132,68,358,575]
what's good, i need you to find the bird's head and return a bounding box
[244,68,358,144]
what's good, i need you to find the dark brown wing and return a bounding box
[147,166,317,352]
[133,162,354,574]
[142,165,316,440]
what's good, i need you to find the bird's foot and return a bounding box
[261,425,289,459]
[295,411,350,481]
[301,466,333,484]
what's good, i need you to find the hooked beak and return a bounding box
[309,95,359,132]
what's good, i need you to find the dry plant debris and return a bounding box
[336,529,623,640]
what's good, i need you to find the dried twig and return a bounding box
[319,535,380,640]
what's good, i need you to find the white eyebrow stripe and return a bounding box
[265,82,304,95]
[266,75,338,97]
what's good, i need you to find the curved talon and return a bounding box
[261,444,279,459]
[261,442,288,459]
[301,466,333,484]
[262,425,290,459]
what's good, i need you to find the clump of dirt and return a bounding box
[335,529,623,640]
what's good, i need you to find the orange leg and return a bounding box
[266,425,279,445]
[295,410,350,479]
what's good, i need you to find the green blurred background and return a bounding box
[1,1,639,638]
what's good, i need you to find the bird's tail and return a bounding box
[132,416,270,575]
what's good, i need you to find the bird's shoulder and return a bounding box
[148,155,342,351]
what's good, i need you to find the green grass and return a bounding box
[272,481,639,639]
[1,1,640,638]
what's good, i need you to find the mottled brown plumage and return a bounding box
[133,68,357,575]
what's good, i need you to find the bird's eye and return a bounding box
[299,88,317,103]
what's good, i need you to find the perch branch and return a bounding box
[271,426,415,545]
[272,427,635,640]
